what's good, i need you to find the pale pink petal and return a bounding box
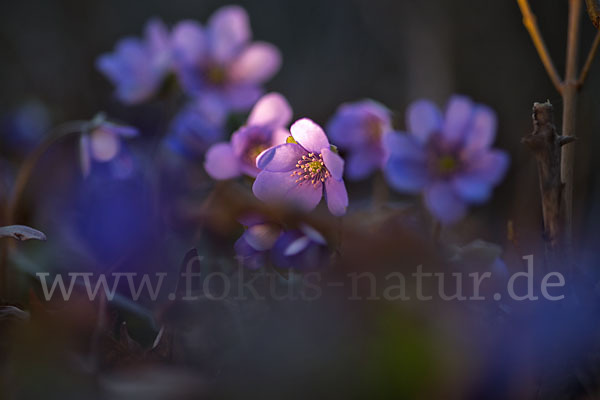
[324,178,349,216]
[208,5,251,63]
[204,142,241,179]
[247,92,292,129]
[321,147,344,180]
[407,99,442,143]
[229,42,282,84]
[290,118,330,153]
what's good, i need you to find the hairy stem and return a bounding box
[0,121,85,298]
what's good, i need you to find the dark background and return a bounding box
[1,0,600,250]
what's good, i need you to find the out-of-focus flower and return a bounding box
[171,6,282,116]
[384,95,509,224]
[253,118,349,216]
[271,224,329,269]
[80,113,139,177]
[165,99,226,159]
[97,19,171,104]
[234,215,282,270]
[204,92,291,179]
[0,100,50,154]
[327,99,392,180]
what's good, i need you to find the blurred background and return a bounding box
[2,0,600,247]
[2,0,600,399]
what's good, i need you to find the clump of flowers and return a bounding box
[171,5,282,116]
[327,99,392,180]
[96,19,171,104]
[79,113,139,177]
[270,224,329,270]
[165,99,226,159]
[234,215,282,270]
[384,95,509,224]
[253,118,348,216]
[234,215,328,270]
[204,92,292,179]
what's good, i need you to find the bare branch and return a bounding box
[578,28,600,87]
[516,0,564,93]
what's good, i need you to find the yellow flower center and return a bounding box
[207,67,226,85]
[438,155,457,173]
[290,153,330,187]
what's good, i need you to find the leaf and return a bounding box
[0,305,29,321]
[0,225,47,241]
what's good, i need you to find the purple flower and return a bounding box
[166,99,226,159]
[327,99,392,180]
[271,224,329,270]
[204,92,292,179]
[80,114,139,177]
[171,6,282,116]
[253,118,349,216]
[234,215,282,270]
[383,95,509,224]
[97,19,171,104]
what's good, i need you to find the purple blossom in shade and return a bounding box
[165,99,226,159]
[326,99,392,180]
[96,19,171,105]
[253,118,349,216]
[171,6,282,116]
[383,95,510,225]
[80,114,139,177]
[204,92,292,179]
[234,215,282,270]
[0,100,50,154]
[271,224,329,270]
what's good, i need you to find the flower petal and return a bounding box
[256,143,305,171]
[424,181,467,224]
[464,149,509,184]
[284,236,312,256]
[91,129,120,162]
[290,118,330,153]
[463,106,497,155]
[321,147,344,180]
[324,178,349,216]
[252,171,322,212]
[145,19,171,56]
[452,176,493,203]
[204,143,241,179]
[229,42,282,84]
[224,84,263,112]
[384,157,429,193]
[442,95,473,144]
[247,92,293,129]
[406,99,442,143]
[271,128,291,146]
[285,180,323,211]
[234,236,258,257]
[243,223,281,251]
[208,5,251,63]
[383,131,426,162]
[171,20,206,66]
[327,99,391,148]
[253,170,300,202]
[345,150,381,180]
[80,135,91,177]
